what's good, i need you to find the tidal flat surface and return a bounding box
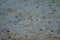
[0,0,60,40]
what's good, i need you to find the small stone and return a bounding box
[49,7,52,9]
[25,35,28,37]
[39,29,43,31]
[23,18,26,20]
[7,30,10,32]
[36,6,40,8]
[54,37,58,38]
[48,21,51,23]
[1,38,6,40]
[45,25,47,27]
[0,3,2,5]
[58,26,60,28]
[18,19,21,22]
[44,34,55,38]
[51,30,54,32]
[30,18,33,21]
[42,17,45,18]
[2,13,7,16]
[11,37,16,40]
[24,0,26,2]
[7,36,11,38]
[29,39,31,40]
[15,15,18,18]
[53,10,56,11]
[55,29,60,33]
[29,16,32,19]
[3,2,6,3]
[13,21,19,23]
[48,4,52,6]
[9,21,11,23]
[0,14,1,15]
